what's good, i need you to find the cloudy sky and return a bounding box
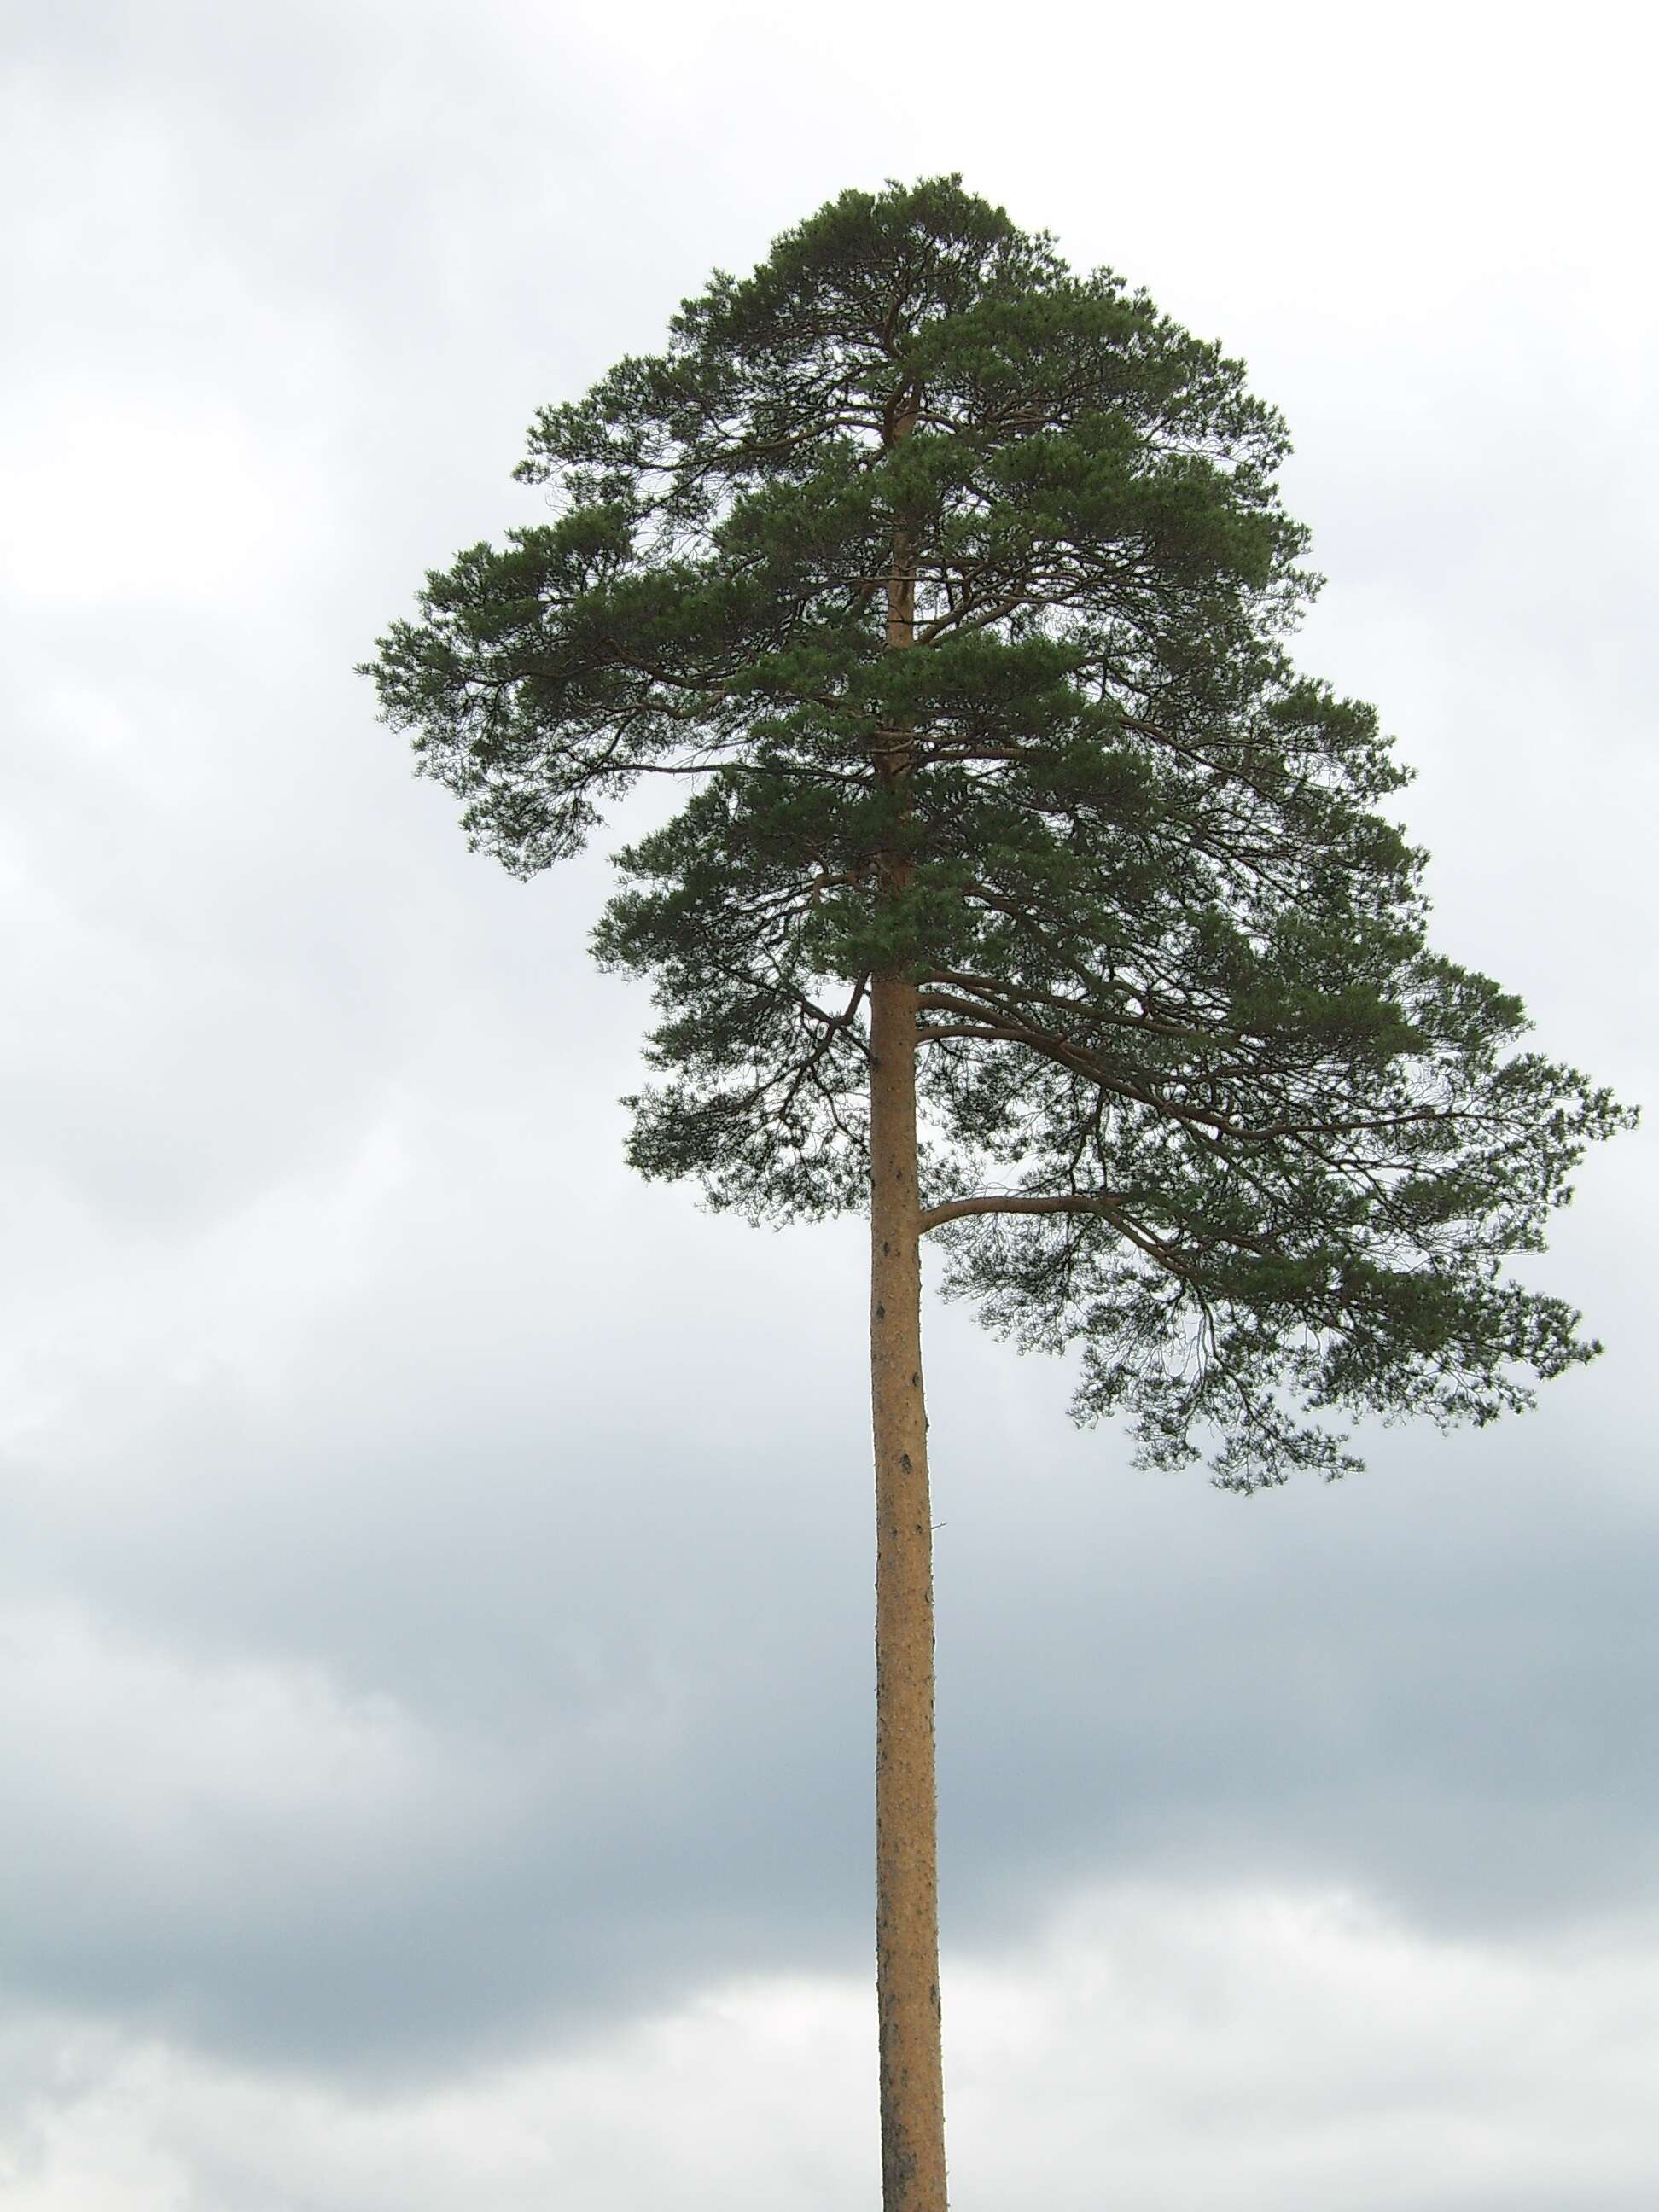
[3,2,1656,2204]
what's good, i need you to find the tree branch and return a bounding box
[918,1191,1126,1233]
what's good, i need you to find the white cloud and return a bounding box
[949,1883,1659,2209]
[0,393,327,608]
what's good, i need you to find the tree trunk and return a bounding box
[870,960,947,2212]
[870,381,946,2210]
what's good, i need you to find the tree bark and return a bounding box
[870,961,946,2212]
[870,379,947,2211]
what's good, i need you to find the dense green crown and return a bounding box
[367,176,1633,1486]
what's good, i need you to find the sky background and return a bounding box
[3,1,1656,2204]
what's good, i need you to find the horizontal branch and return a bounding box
[918,1191,1127,1234]
[917,1189,1200,1288]
[914,990,1443,1147]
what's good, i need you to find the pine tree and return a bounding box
[364,176,1633,2211]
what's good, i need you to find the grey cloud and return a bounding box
[4,1173,1656,2076]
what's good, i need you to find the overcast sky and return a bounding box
[3,2,1656,2205]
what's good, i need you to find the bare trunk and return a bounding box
[870,383,947,2211]
[870,963,946,2212]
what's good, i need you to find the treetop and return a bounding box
[365,175,1636,1486]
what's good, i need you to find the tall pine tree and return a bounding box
[365,177,1633,2212]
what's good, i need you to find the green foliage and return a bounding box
[365,176,1635,1488]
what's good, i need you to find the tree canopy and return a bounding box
[368,174,1633,1490]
